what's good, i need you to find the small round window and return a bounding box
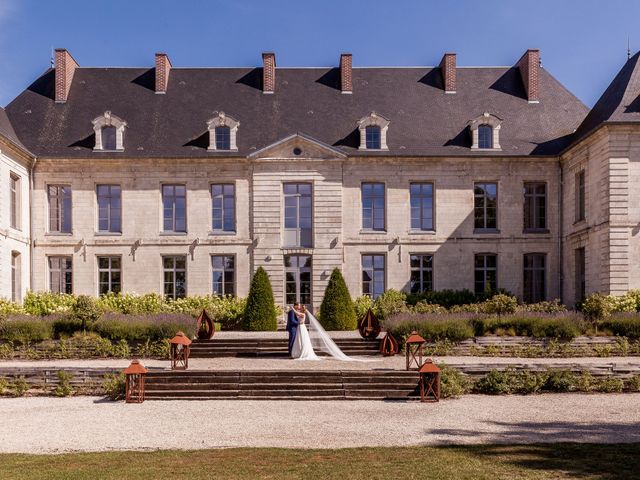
[293,147,302,156]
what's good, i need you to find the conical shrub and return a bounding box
[242,267,278,331]
[319,268,357,330]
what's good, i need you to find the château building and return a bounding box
[1,48,639,310]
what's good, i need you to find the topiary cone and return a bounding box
[318,268,357,331]
[242,267,278,331]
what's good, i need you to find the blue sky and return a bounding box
[0,0,637,107]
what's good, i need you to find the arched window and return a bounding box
[478,124,493,149]
[102,126,117,151]
[468,113,501,150]
[365,126,381,149]
[207,112,239,151]
[92,111,127,152]
[215,126,231,150]
[357,112,390,150]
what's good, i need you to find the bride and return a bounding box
[290,304,354,361]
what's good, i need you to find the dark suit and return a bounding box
[286,308,301,356]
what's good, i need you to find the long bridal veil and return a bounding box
[306,311,359,361]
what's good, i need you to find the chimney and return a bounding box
[439,53,456,93]
[54,49,79,103]
[155,53,172,94]
[262,52,276,94]
[340,53,353,94]
[516,49,540,103]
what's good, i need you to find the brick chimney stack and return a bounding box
[54,49,79,103]
[340,53,353,94]
[439,53,456,94]
[262,52,276,94]
[516,49,540,103]
[155,53,172,94]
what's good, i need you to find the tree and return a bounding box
[319,268,357,330]
[242,267,278,331]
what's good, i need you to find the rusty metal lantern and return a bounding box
[124,359,148,404]
[405,331,426,370]
[169,331,192,370]
[358,308,381,339]
[196,309,215,340]
[419,359,441,402]
[379,331,399,356]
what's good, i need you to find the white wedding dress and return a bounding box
[291,311,356,361]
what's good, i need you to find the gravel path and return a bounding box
[0,394,638,453]
[1,356,640,371]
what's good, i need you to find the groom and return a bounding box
[286,302,301,357]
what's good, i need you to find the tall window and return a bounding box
[211,184,235,232]
[9,173,20,230]
[474,254,497,296]
[478,125,493,149]
[283,183,312,247]
[524,182,547,231]
[49,256,72,294]
[102,126,117,150]
[97,185,121,233]
[212,255,235,296]
[215,126,231,150]
[365,126,381,149]
[362,254,385,299]
[410,254,433,294]
[162,184,186,233]
[523,253,546,303]
[98,256,121,295]
[163,256,186,299]
[48,185,72,233]
[285,255,312,305]
[575,171,585,222]
[575,247,586,303]
[410,183,434,231]
[474,182,497,230]
[362,183,385,231]
[11,252,20,302]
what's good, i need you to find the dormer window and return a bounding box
[365,126,381,149]
[468,112,501,150]
[92,111,127,152]
[102,126,117,150]
[215,126,231,150]
[207,112,239,151]
[358,112,389,150]
[478,124,493,149]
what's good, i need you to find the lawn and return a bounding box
[1,443,638,480]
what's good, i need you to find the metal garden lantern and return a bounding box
[419,359,441,402]
[169,331,192,370]
[124,359,148,404]
[405,331,426,370]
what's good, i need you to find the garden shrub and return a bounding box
[93,313,195,342]
[319,268,357,331]
[439,365,471,398]
[373,289,408,321]
[0,377,8,395]
[594,377,624,393]
[54,371,73,397]
[51,315,83,338]
[23,291,76,315]
[11,377,29,396]
[411,302,447,314]
[628,375,640,392]
[581,293,614,333]
[481,294,518,316]
[205,296,246,330]
[474,369,515,394]
[96,292,164,314]
[517,299,567,313]
[353,296,374,321]
[406,289,477,309]
[600,313,640,339]
[0,298,24,315]
[72,295,101,332]
[0,316,53,344]
[544,370,577,392]
[135,339,169,358]
[243,267,278,331]
[385,312,475,343]
[102,373,126,400]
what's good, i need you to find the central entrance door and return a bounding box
[284,254,312,309]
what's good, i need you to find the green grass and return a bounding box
[1,444,638,479]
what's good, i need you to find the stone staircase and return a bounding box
[144,370,420,400]
[189,338,381,358]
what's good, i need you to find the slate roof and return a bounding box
[572,52,640,143]
[0,106,28,152]
[4,64,589,158]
